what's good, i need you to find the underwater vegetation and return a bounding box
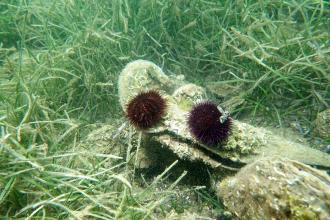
[0,0,329,219]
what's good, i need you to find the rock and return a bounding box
[75,122,156,170]
[205,82,245,112]
[314,109,330,139]
[118,60,175,109]
[71,123,130,169]
[206,83,240,98]
[172,83,207,111]
[217,157,330,220]
[117,60,330,172]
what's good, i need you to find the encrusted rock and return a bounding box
[218,157,330,220]
[205,82,245,112]
[118,60,174,109]
[71,123,131,168]
[117,60,330,171]
[172,83,207,111]
[314,109,330,139]
[76,122,156,170]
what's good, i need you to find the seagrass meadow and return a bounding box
[0,0,329,219]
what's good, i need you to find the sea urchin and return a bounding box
[188,101,232,146]
[126,90,167,130]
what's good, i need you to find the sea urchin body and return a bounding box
[188,101,232,146]
[126,90,167,129]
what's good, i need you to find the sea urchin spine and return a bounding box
[188,101,232,146]
[126,90,167,130]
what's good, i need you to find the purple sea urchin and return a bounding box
[188,101,232,146]
[126,90,167,129]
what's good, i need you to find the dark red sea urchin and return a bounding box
[126,90,167,130]
[188,101,232,146]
